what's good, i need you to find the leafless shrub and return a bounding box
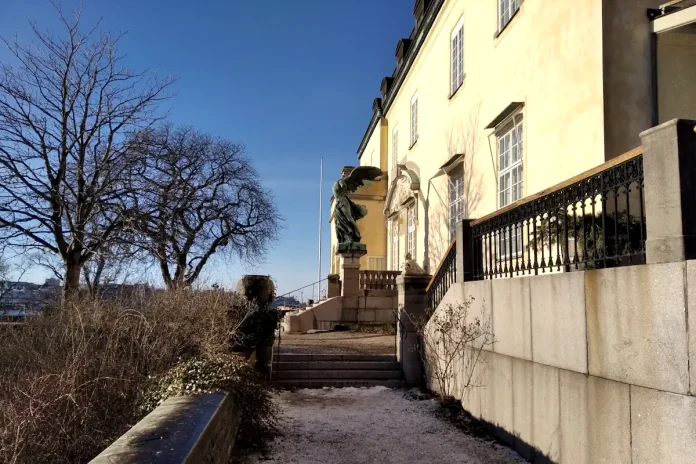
[406,298,494,400]
[0,290,268,464]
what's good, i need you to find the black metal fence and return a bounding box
[470,151,645,280]
[426,241,457,310]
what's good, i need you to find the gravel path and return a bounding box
[240,387,527,464]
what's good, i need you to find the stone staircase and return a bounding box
[273,353,406,388]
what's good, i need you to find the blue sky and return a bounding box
[0,0,414,296]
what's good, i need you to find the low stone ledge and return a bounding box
[90,393,239,464]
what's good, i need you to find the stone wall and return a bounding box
[428,261,696,464]
[283,291,398,333]
[90,393,239,464]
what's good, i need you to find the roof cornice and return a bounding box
[356,0,445,158]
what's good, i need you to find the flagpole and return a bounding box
[317,157,323,300]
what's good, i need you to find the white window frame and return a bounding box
[392,126,399,169]
[391,220,400,271]
[449,166,465,241]
[498,0,521,32]
[496,112,524,258]
[450,18,464,95]
[407,204,416,259]
[410,94,418,147]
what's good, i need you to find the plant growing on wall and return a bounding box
[405,298,494,400]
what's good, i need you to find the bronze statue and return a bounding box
[333,166,382,251]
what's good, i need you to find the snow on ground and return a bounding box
[240,386,528,464]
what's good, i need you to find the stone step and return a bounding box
[275,379,407,389]
[276,361,401,371]
[274,354,396,363]
[276,369,403,380]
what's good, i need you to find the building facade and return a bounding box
[331,0,696,275]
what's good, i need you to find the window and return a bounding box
[392,126,399,168]
[391,221,400,271]
[497,112,524,257]
[449,166,465,241]
[410,95,418,147]
[499,0,521,32]
[450,19,464,95]
[407,204,416,259]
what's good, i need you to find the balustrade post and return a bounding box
[640,119,696,264]
[327,274,341,298]
[397,273,431,387]
[456,219,477,283]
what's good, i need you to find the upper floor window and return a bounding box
[407,204,416,259]
[499,0,521,32]
[391,220,400,271]
[449,166,465,241]
[451,19,464,95]
[410,94,418,147]
[392,126,399,168]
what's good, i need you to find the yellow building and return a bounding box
[331,0,696,275]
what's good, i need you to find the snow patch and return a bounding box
[240,387,528,464]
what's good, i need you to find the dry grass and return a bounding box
[0,290,265,464]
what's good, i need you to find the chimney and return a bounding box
[395,38,412,68]
[372,98,383,116]
[413,0,431,28]
[381,77,394,101]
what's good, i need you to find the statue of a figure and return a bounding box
[333,166,382,250]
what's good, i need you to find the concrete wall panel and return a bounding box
[479,352,513,434]
[559,370,631,464]
[492,278,532,360]
[531,363,560,462]
[631,386,696,464]
[511,357,534,459]
[686,260,696,395]
[585,262,689,394]
[530,272,588,373]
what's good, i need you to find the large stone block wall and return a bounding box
[428,260,696,463]
[91,393,239,464]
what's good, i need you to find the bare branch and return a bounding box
[0,7,175,298]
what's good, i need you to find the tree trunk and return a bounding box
[63,261,82,300]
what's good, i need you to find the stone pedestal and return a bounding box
[327,274,341,298]
[338,243,366,297]
[397,273,431,387]
[640,119,696,264]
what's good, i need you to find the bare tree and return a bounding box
[129,125,280,290]
[82,238,142,298]
[0,7,174,299]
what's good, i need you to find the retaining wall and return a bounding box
[90,393,239,464]
[428,260,696,464]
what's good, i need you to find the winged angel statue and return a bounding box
[333,166,383,249]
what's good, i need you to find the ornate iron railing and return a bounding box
[426,240,457,310]
[470,148,645,280]
[359,270,400,290]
